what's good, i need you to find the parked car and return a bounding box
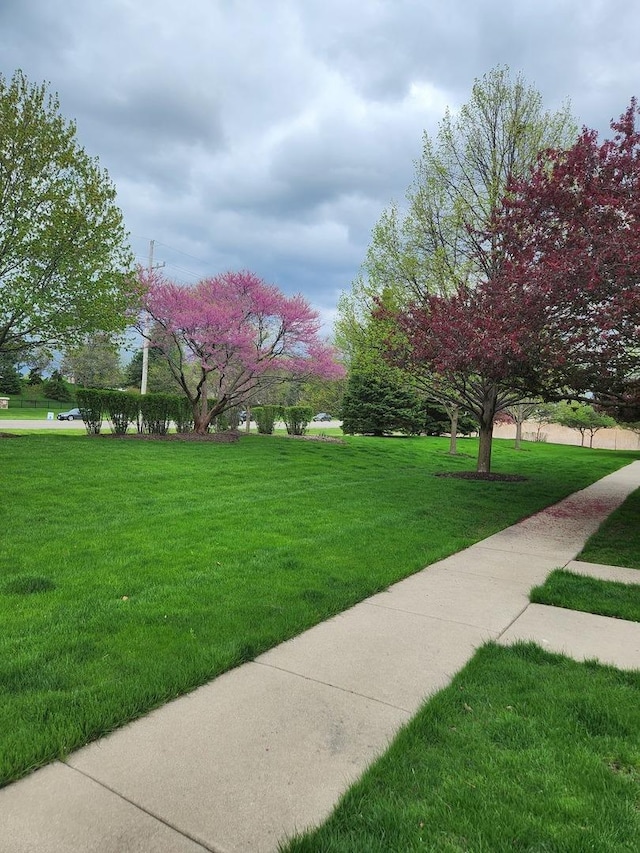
[312,412,332,422]
[57,407,82,421]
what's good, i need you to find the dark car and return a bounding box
[57,407,82,421]
[312,412,332,422]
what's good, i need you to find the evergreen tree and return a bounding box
[0,353,22,394]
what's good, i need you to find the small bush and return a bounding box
[282,405,313,436]
[102,390,140,435]
[139,393,174,435]
[253,405,280,434]
[171,396,194,433]
[76,388,104,435]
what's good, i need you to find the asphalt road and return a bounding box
[0,418,344,431]
[0,417,88,429]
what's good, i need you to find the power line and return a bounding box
[130,233,210,267]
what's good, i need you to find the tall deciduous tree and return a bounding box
[367,67,575,301]
[61,333,123,388]
[387,101,640,472]
[338,68,575,456]
[337,68,574,348]
[0,70,135,356]
[496,101,640,404]
[138,270,344,434]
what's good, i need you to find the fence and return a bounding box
[7,399,68,409]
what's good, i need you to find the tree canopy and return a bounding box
[336,67,576,363]
[552,403,616,447]
[388,100,640,471]
[0,70,135,356]
[337,68,577,467]
[61,333,124,389]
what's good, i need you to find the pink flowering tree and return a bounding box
[136,270,344,434]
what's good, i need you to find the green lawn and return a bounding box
[529,488,640,622]
[531,570,640,622]
[281,643,640,853]
[578,487,640,570]
[0,434,637,787]
[0,407,71,420]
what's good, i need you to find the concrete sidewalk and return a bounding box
[1,462,639,853]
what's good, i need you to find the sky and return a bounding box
[2,0,640,337]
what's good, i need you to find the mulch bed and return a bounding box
[282,434,346,444]
[0,432,21,439]
[435,471,528,482]
[100,430,242,443]
[100,431,346,444]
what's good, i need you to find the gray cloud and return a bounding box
[2,0,640,334]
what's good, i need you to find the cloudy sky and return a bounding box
[2,0,639,335]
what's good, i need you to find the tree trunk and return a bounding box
[514,418,523,450]
[193,412,211,435]
[477,421,494,473]
[193,390,213,435]
[448,406,459,455]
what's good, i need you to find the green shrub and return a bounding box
[76,388,104,435]
[282,405,313,436]
[42,371,73,402]
[102,390,140,435]
[171,396,194,433]
[215,406,244,432]
[139,393,174,435]
[0,363,22,395]
[253,405,280,434]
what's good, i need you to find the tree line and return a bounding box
[1,67,638,464]
[337,67,640,471]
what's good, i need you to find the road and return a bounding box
[0,417,88,429]
[0,418,345,431]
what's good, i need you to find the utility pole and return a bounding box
[140,239,164,395]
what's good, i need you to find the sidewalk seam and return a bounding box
[363,599,507,633]
[253,660,416,715]
[494,601,533,641]
[59,761,226,853]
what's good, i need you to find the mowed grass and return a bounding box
[0,407,70,420]
[530,487,640,622]
[281,643,640,853]
[531,570,640,622]
[578,487,640,570]
[0,434,637,786]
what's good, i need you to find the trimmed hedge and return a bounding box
[282,405,313,436]
[139,393,175,435]
[173,396,194,434]
[76,388,104,435]
[75,389,191,435]
[102,390,140,435]
[253,405,280,435]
